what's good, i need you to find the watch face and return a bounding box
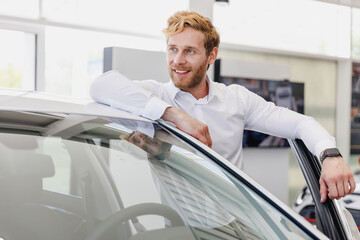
[320,148,341,163]
[326,148,340,156]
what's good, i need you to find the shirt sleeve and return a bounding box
[90,70,171,120]
[242,87,336,159]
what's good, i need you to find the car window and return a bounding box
[92,118,317,239]
[0,112,320,240]
[39,137,72,195]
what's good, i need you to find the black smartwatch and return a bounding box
[320,148,342,163]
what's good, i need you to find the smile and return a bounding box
[174,69,190,74]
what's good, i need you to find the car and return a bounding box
[0,88,359,240]
[292,170,360,232]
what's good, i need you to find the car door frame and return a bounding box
[288,138,358,239]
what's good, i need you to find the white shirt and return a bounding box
[90,70,336,169]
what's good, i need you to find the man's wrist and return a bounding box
[161,107,181,126]
[320,148,342,163]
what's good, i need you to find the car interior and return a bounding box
[0,110,326,240]
[0,135,86,240]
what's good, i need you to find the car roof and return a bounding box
[0,88,152,122]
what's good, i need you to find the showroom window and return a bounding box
[213,0,351,58]
[44,26,166,97]
[40,0,188,97]
[0,28,37,90]
[0,0,188,96]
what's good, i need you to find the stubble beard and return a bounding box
[170,60,208,90]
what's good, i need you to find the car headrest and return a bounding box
[0,153,55,178]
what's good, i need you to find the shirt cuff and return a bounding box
[141,96,171,120]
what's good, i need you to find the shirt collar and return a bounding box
[166,75,216,103]
[207,75,216,102]
[166,80,181,100]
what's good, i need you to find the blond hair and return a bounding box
[163,11,220,56]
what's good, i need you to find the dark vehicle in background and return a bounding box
[0,89,359,240]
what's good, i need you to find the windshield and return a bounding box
[0,111,317,240]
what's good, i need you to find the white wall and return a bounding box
[104,47,169,82]
[336,60,352,162]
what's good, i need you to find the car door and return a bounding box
[288,139,360,239]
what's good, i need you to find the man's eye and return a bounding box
[169,48,176,52]
[186,49,194,54]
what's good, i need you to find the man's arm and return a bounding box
[90,71,212,146]
[162,107,212,147]
[243,87,356,202]
[292,115,356,202]
[90,70,170,120]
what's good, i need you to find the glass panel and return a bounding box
[103,121,313,238]
[42,0,189,37]
[40,137,72,195]
[0,0,39,18]
[0,111,315,239]
[0,29,36,90]
[44,26,165,97]
[214,0,351,57]
[352,8,360,59]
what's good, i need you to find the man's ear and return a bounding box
[208,47,218,65]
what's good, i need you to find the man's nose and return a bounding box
[174,52,186,65]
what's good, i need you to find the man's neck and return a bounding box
[181,77,209,100]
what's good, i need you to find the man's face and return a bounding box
[166,27,210,90]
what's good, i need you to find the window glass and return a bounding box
[214,0,351,58]
[40,138,72,195]
[0,0,39,18]
[97,119,315,238]
[353,8,360,59]
[42,0,189,37]
[44,26,165,97]
[0,112,318,239]
[0,29,36,90]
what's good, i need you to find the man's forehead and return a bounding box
[167,28,205,48]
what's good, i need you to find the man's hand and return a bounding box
[319,156,356,202]
[161,107,212,147]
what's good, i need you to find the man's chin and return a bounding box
[174,83,193,90]
[171,73,203,90]
[172,78,190,89]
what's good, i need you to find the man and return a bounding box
[90,10,355,202]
